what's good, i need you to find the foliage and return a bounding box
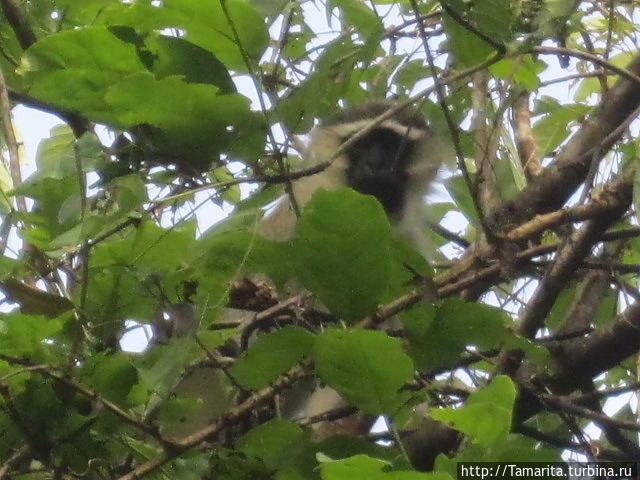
[0,0,639,479]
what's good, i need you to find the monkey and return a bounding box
[256,100,451,434]
[157,100,452,442]
[257,101,449,256]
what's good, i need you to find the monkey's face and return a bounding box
[343,126,418,216]
[305,102,442,222]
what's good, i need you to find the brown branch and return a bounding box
[539,71,612,87]
[115,364,307,480]
[0,64,25,211]
[576,382,640,402]
[489,53,640,232]
[516,172,632,338]
[556,269,610,336]
[0,354,169,446]
[582,260,640,274]
[512,92,542,179]
[579,382,640,459]
[515,425,624,460]
[0,0,37,50]
[0,445,29,480]
[7,89,89,137]
[506,175,636,241]
[557,300,640,381]
[536,390,640,433]
[578,31,609,93]
[534,46,640,86]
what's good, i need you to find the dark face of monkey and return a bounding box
[318,100,437,220]
[258,101,450,243]
[343,127,416,216]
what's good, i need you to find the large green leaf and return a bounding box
[430,376,516,447]
[82,353,139,407]
[403,299,510,371]
[314,329,414,415]
[320,454,452,480]
[0,312,63,363]
[97,0,269,72]
[105,73,265,162]
[148,35,235,92]
[21,27,146,122]
[330,0,384,39]
[533,100,591,155]
[238,420,310,471]
[292,189,392,322]
[230,326,315,390]
[442,7,494,68]
[474,0,513,44]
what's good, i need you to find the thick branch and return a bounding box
[0,0,37,50]
[516,172,632,338]
[489,54,640,232]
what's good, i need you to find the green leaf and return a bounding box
[0,312,63,362]
[293,189,392,322]
[50,0,120,24]
[474,0,513,44]
[385,237,434,300]
[105,73,265,162]
[276,38,371,132]
[33,125,77,178]
[314,329,414,414]
[12,126,107,244]
[83,353,139,407]
[575,52,635,102]
[22,27,145,73]
[403,299,509,371]
[442,9,494,68]
[230,326,315,390]
[15,178,78,237]
[55,174,147,246]
[331,0,384,38]
[395,60,428,91]
[91,220,196,274]
[320,454,452,480]
[593,287,617,327]
[430,376,516,447]
[98,0,269,72]
[445,175,479,225]
[148,35,236,93]
[545,284,576,330]
[196,228,292,294]
[490,56,545,90]
[284,30,314,60]
[21,27,146,121]
[238,419,310,470]
[533,102,591,155]
[248,0,290,18]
